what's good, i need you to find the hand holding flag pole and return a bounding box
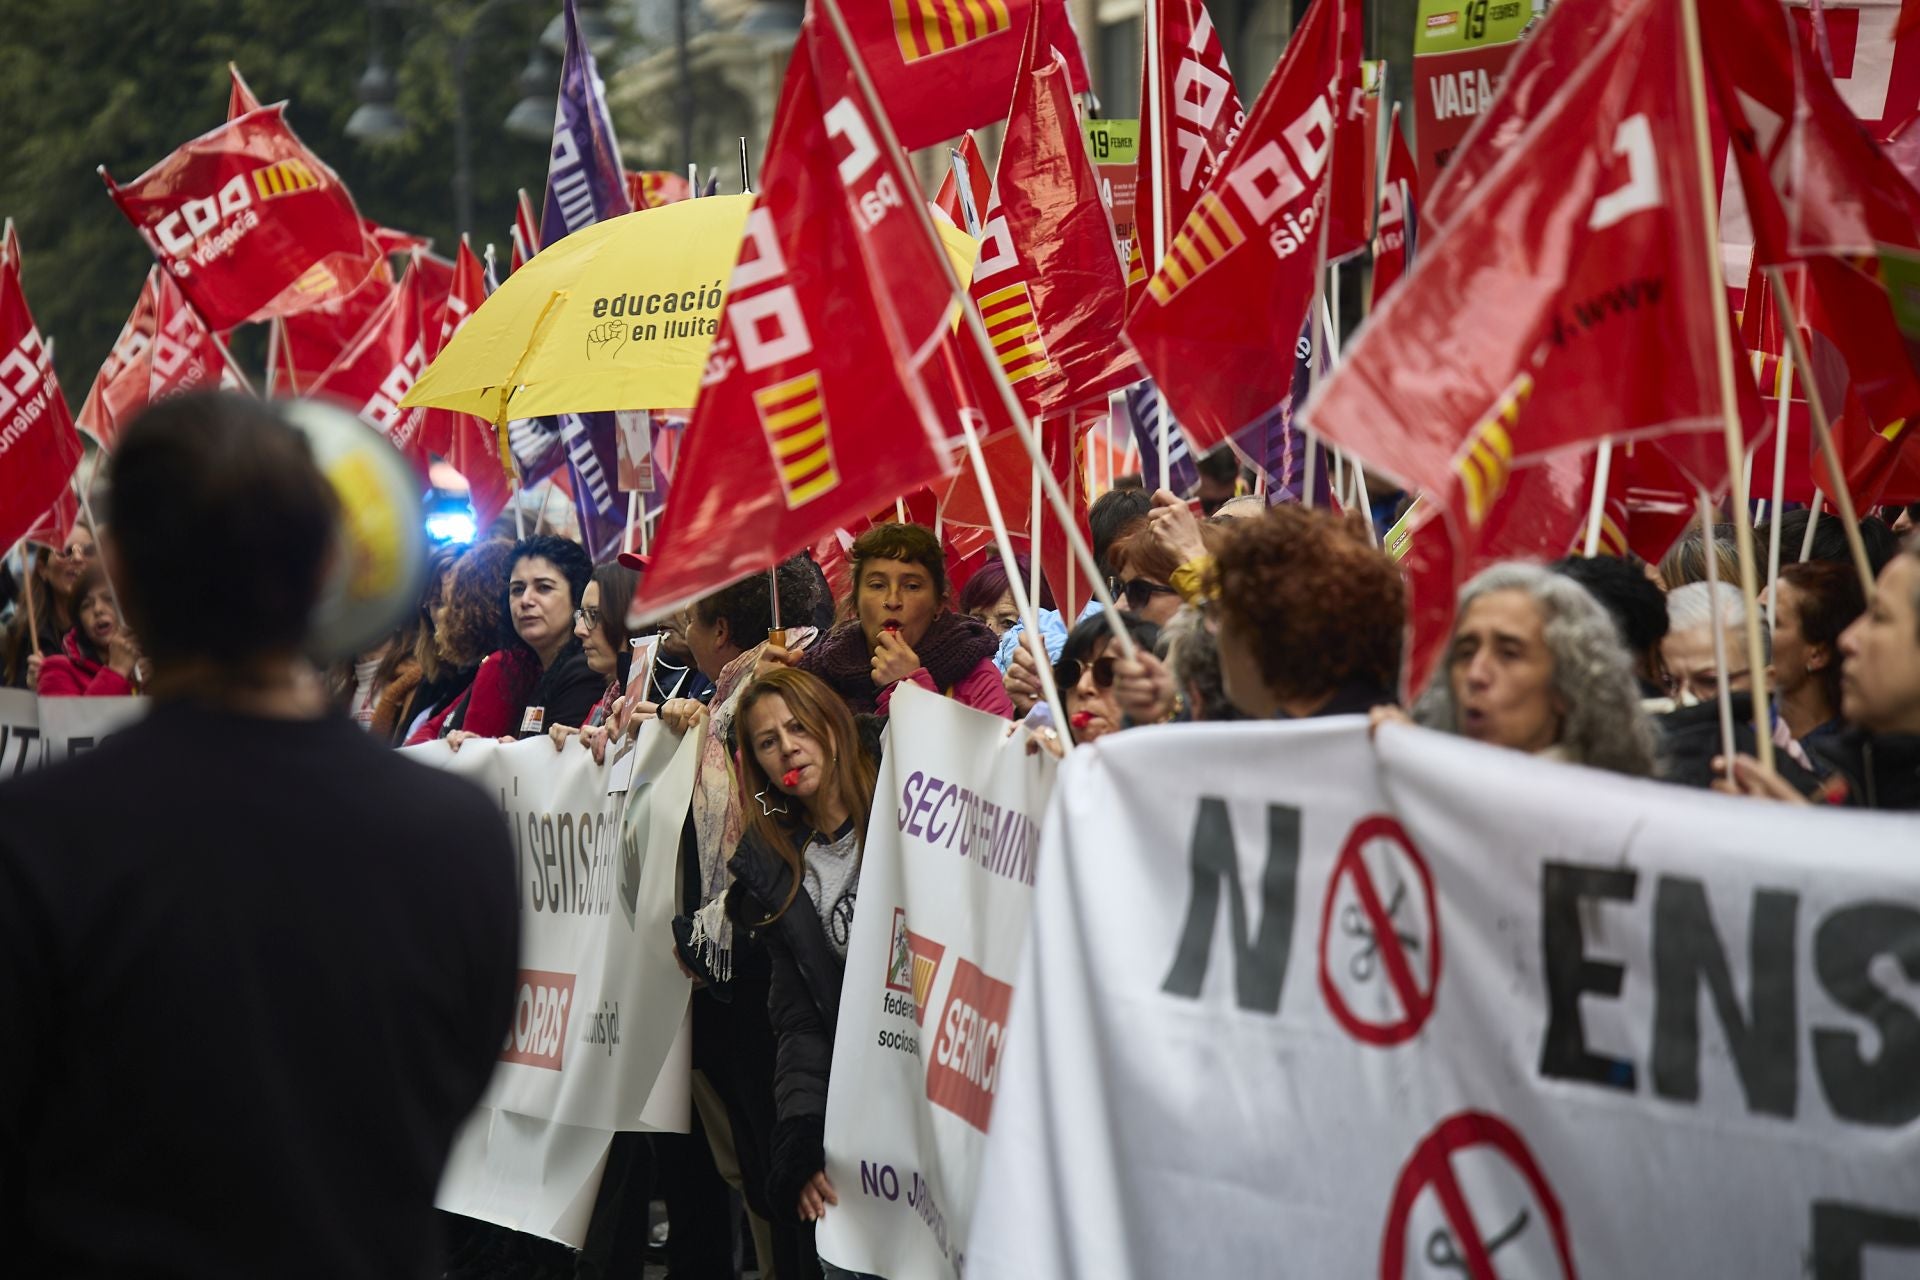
[814,0,1138,659]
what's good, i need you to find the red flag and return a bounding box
[227,64,263,120]
[839,0,1089,150]
[970,5,1138,420]
[1369,104,1420,308]
[103,106,380,332]
[0,259,83,554]
[1036,412,1095,619]
[1135,0,1245,265]
[630,11,959,618]
[1322,0,1372,263]
[1125,0,1352,450]
[76,272,159,450]
[431,240,514,529]
[1,219,19,272]
[510,190,540,273]
[367,220,433,259]
[1304,0,1766,687]
[628,170,693,211]
[147,271,248,402]
[1423,0,1638,230]
[276,269,395,394]
[306,256,435,479]
[20,484,78,552]
[934,131,991,232]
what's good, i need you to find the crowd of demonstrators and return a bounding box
[546,559,640,760]
[3,522,97,689]
[368,544,462,746]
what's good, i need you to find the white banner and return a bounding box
[0,689,147,776]
[817,683,1058,1280]
[408,721,699,1244]
[968,719,1920,1279]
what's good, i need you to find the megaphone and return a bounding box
[278,399,428,663]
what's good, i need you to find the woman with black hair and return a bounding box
[446,534,603,747]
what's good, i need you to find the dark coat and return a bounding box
[1810,729,1920,811]
[722,715,884,1221]
[1656,693,1823,794]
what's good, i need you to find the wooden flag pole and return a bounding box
[624,491,639,556]
[1582,438,1614,557]
[1029,460,1043,608]
[959,415,1075,748]
[1697,487,1742,785]
[1763,266,1878,598]
[1681,0,1774,772]
[20,545,40,661]
[1765,351,1794,630]
[816,0,1137,656]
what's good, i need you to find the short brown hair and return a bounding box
[850,523,947,603]
[1207,507,1405,700]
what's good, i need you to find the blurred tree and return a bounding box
[0,0,553,396]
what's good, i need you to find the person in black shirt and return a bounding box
[0,392,520,1277]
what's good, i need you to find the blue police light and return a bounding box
[426,509,478,544]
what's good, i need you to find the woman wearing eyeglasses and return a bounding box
[547,559,641,758]
[1055,614,1163,745]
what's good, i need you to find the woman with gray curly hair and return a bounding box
[1410,562,1659,777]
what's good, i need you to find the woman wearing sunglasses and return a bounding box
[1054,614,1163,745]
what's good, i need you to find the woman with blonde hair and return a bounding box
[724,667,883,1278]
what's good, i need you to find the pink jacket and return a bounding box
[37,630,134,698]
[875,655,1013,719]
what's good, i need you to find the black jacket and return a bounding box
[722,715,884,1221]
[726,832,845,1222]
[1810,729,1920,810]
[1656,693,1823,794]
[516,642,604,738]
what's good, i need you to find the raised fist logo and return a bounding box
[586,321,628,361]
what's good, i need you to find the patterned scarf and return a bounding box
[799,611,1000,715]
[683,627,817,984]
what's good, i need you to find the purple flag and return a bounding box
[1241,317,1331,506]
[1122,380,1200,495]
[559,410,625,561]
[539,0,633,250]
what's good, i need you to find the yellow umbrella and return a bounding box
[400,194,754,425]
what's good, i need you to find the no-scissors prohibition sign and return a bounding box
[1317,814,1441,1045]
[1379,1111,1578,1279]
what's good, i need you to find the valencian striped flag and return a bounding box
[102,105,380,332]
[966,1,1137,419]
[629,7,958,620]
[1125,0,1363,451]
[838,0,1090,149]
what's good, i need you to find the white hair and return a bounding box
[1666,581,1769,662]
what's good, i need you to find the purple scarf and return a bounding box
[800,611,999,714]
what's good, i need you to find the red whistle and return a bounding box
[882,621,902,633]
[782,768,802,788]
[1070,712,1095,729]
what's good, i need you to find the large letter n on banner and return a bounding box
[1160,799,1300,1013]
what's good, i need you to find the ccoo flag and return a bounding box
[306,255,436,478]
[969,2,1139,420]
[540,0,634,249]
[631,8,959,619]
[1135,0,1245,271]
[103,105,381,332]
[0,256,83,555]
[839,0,1091,150]
[1369,104,1420,308]
[1124,0,1361,451]
[428,240,515,530]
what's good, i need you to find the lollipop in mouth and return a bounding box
[881,620,902,633]
[782,768,803,788]
[1070,712,1095,729]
